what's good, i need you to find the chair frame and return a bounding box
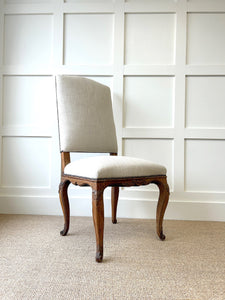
[59,151,169,262]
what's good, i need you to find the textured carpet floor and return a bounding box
[0,214,225,300]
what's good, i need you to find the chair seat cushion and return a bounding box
[64,156,166,179]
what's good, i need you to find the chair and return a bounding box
[55,75,170,262]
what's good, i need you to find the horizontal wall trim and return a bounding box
[122,128,175,138]
[3,5,54,15]
[3,3,115,14]
[187,3,225,13]
[184,128,225,139]
[123,128,225,140]
[124,65,175,75]
[1,65,114,76]
[124,3,177,13]
[63,3,115,13]
[0,127,53,137]
[186,65,225,75]
[1,66,54,75]
[0,196,224,222]
[58,65,114,76]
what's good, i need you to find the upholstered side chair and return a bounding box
[55,75,170,262]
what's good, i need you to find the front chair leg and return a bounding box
[59,180,70,236]
[155,177,170,240]
[92,188,105,262]
[111,186,119,224]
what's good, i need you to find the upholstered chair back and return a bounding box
[55,76,118,153]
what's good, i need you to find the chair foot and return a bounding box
[95,247,103,263]
[60,226,69,236]
[155,177,169,242]
[111,186,119,225]
[159,231,166,241]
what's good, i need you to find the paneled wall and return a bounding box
[0,0,225,221]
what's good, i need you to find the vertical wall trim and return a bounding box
[173,0,187,193]
[113,0,125,155]
[52,0,64,69]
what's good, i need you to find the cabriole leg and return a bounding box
[111,186,119,224]
[92,188,104,262]
[155,177,170,240]
[59,180,70,236]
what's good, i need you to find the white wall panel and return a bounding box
[1,137,51,187]
[124,76,174,128]
[185,140,225,192]
[186,76,225,128]
[4,14,53,65]
[187,13,225,64]
[125,13,175,65]
[64,14,114,65]
[0,0,224,221]
[3,76,54,128]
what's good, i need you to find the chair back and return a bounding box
[55,76,118,153]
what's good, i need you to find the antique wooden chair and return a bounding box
[55,75,170,262]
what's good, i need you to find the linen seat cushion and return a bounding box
[64,156,167,179]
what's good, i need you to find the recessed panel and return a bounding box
[187,13,225,64]
[186,76,225,128]
[185,140,225,192]
[64,14,113,65]
[124,139,173,190]
[3,76,54,128]
[1,137,51,187]
[124,76,174,128]
[4,14,53,65]
[125,13,175,65]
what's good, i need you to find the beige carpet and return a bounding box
[0,214,224,300]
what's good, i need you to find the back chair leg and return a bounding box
[92,188,105,262]
[59,180,70,236]
[111,186,119,224]
[155,177,170,240]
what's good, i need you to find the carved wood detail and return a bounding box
[59,179,70,236]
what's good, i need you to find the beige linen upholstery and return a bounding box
[56,75,167,179]
[56,75,170,262]
[64,156,167,179]
[55,76,118,153]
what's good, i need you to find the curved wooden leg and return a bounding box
[59,180,70,236]
[111,186,119,224]
[92,188,104,262]
[155,177,170,241]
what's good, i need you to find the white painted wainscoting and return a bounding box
[0,0,225,221]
